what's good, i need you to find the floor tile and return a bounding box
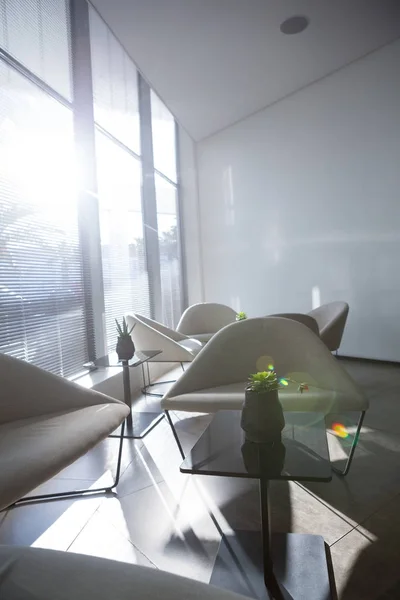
[0,479,101,550]
[197,476,352,545]
[356,491,400,554]
[330,529,399,600]
[99,479,221,583]
[269,481,353,545]
[115,444,164,498]
[68,510,156,568]
[56,437,138,482]
[301,425,400,525]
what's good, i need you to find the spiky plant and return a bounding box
[236,311,247,321]
[115,317,135,339]
[247,371,279,394]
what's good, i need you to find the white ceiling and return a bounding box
[90,0,400,141]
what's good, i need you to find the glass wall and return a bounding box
[89,6,150,352]
[0,1,87,377]
[0,0,184,374]
[151,91,182,327]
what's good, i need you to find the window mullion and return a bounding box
[138,73,163,322]
[70,0,106,359]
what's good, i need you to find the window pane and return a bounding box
[89,7,140,154]
[151,90,177,182]
[0,62,87,377]
[1,0,72,99]
[96,131,150,351]
[155,174,181,327]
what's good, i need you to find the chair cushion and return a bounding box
[162,380,368,413]
[0,403,128,510]
[0,546,247,600]
[178,338,204,356]
[190,333,215,343]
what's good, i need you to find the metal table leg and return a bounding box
[122,361,133,428]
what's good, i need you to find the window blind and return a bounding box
[0,62,87,377]
[95,131,150,352]
[89,6,140,155]
[89,6,150,352]
[151,93,181,327]
[0,0,72,99]
[155,174,181,328]
[151,90,177,183]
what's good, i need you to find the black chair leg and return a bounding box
[331,411,365,477]
[165,410,185,460]
[6,421,126,510]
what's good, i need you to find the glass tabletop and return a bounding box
[92,350,162,368]
[181,411,332,482]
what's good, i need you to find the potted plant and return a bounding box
[115,317,136,361]
[240,370,285,443]
[236,311,247,321]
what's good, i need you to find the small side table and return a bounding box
[91,351,164,439]
[181,411,334,600]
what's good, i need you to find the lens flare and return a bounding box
[256,355,274,372]
[332,422,349,439]
[279,378,289,387]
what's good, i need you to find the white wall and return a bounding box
[178,126,204,306]
[196,38,400,361]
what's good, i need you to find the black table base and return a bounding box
[109,412,164,440]
[211,531,331,600]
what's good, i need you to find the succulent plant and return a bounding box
[236,311,247,321]
[247,370,279,394]
[115,317,135,339]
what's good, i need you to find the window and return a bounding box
[0,0,72,99]
[155,175,181,327]
[95,131,150,352]
[0,62,87,377]
[151,93,182,327]
[89,5,150,352]
[0,1,184,376]
[89,7,140,154]
[151,90,177,183]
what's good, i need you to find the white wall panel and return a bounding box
[197,39,400,360]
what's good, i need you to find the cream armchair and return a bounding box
[125,313,204,396]
[271,313,319,336]
[126,313,204,363]
[308,301,349,352]
[161,317,368,476]
[176,302,237,343]
[0,546,247,600]
[0,353,129,511]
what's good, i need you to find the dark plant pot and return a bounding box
[241,388,285,443]
[116,337,135,361]
[241,439,286,477]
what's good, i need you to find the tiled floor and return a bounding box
[1,359,400,599]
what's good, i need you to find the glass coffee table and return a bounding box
[91,351,164,439]
[181,411,333,600]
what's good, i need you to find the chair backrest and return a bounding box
[308,302,349,351]
[132,313,188,342]
[163,317,359,400]
[125,314,197,362]
[271,313,319,336]
[176,302,237,335]
[0,352,124,425]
